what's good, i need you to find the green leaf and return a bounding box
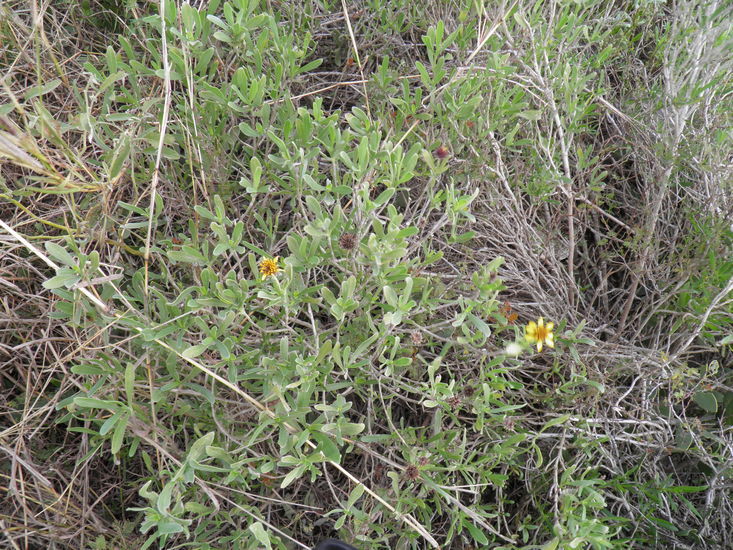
[649,516,678,531]
[395,226,418,238]
[239,241,270,259]
[675,428,693,450]
[321,286,336,306]
[383,285,399,306]
[70,364,107,375]
[339,422,365,436]
[45,242,76,267]
[109,135,131,181]
[167,247,208,264]
[157,481,174,514]
[312,431,341,462]
[463,520,489,545]
[43,271,80,289]
[124,361,136,406]
[450,230,475,243]
[182,343,209,359]
[315,339,333,367]
[541,414,572,432]
[374,188,395,206]
[73,397,120,412]
[185,383,215,405]
[99,410,122,436]
[693,392,718,413]
[156,521,185,535]
[297,58,323,75]
[346,483,365,509]
[353,332,379,359]
[415,61,433,89]
[212,31,231,43]
[249,522,271,550]
[187,432,216,462]
[518,110,542,120]
[111,412,129,455]
[24,79,62,100]
[140,534,157,550]
[280,464,306,488]
[305,195,322,218]
[467,313,491,338]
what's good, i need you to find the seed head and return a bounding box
[339,232,357,250]
[403,464,419,481]
[446,395,461,408]
[410,330,424,346]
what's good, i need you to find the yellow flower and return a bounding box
[258,256,281,279]
[524,317,554,352]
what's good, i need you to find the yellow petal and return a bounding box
[538,317,544,327]
[537,341,543,352]
[546,322,554,331]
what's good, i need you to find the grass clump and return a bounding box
[1,1,732,549]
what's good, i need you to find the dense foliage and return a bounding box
[1,1,731,548]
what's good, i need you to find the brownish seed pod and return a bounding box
[339,232,357,250]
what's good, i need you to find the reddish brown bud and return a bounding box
[403,464,420,481]
[434,145,450,160]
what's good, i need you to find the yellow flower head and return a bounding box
[258,256,281,279]
[524,317,554,352]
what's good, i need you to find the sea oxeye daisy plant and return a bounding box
[524,317,554,352]
[258,256,281,279]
